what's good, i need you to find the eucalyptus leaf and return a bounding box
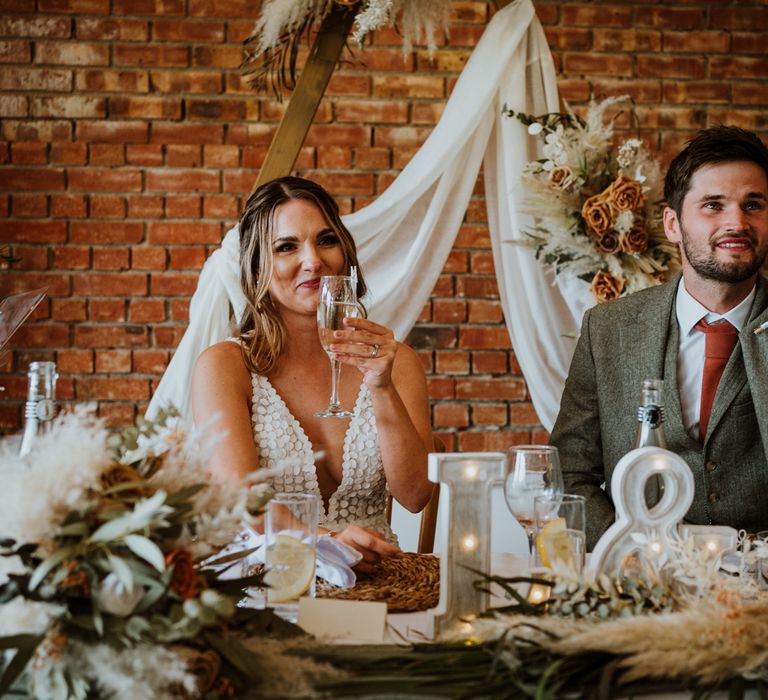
[106,553,135,592]
[123,535,165,573]
[29,546,75,591]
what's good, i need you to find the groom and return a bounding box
[550,125,768,549]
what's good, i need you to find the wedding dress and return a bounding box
[250,372,397,545]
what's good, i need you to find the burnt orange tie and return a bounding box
[695,318,739,442]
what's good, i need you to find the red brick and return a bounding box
[153,326,185,347]
[0,167,64,191]
[88,143,125,166]
[57,349,93,373]
[470,252,494,274]
[432,300,466,323]
[427,376,455,400]
[75,324,148,348]
[133,349,168,374]
[74,272,146,296]
[302,171,374,196]
[11,323,69,348]
[151,123,224,144]
[317,146,352,169]
[306,125,370,147]
[77,377,149,401]
[372,76,444,99]
[10,244,47,268]
[458,431,531,452]
[435,350,469,375]
[129,299,165,322]
[95,349,131,373]
[203,194,238,218]
[169,298,189,320]
[146,168,219,192]
[637,55,706,79]
[153,18,224,41]
[510,403,541,426]
[326,74,370,96]
[472,403,508,427]
[93,247,130,270]
[454,225,490,248]
[147,222,220,244]
[203,144,239,168]
[590,79,661,104]
[191,44,241,68]
[69,168,142,192]
[149,69,222,93]
[127,195,163,218]
[54,246,90,269]
[711,56,768,79]
[456,276,498,299]
[10,142,46,164]
[543,27,593,51]
[50,142,87,165]
[50,194,86,218]
[131,246,166,269]
[52,298,86,321]
[126,144,162,166]
[733,82,768,105]
[662,31,729,54]
[432,275,453,296]
[150,272,200,296]
[592,29,660,52]
[472,350,508,374]
[165,195,201,218]
[468,300,503,323]
[662,82,731,105]
[459,327,511,350]
[412,103,444,125]
[114,45,188,67]
[562,5,632,27]
[39,0,109,12]
[456,377,525,401]
[563,53,633,76]
[110,96,182,119]
[88,299,126,321]
[710,7,768,31]
[2,119,73,142]
[165,145,201,167]
[98,402,137,428]
[77,17,148,40]
[433,402,469,428]
[35,41,109,65]
[732,32,768,54]
[76,68,150,92]
[71,222,143,244]
[0,220,67,244]
[169,247,205,269]
[0,16,71,38]
[76,120,148,143]
[635,7,706,29]
[90,195,126,218]
[0,95,28,118]
[12,193,47,217]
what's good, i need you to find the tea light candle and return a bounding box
[527,582,551,604]
[679,524,738,558]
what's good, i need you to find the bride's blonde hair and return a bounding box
[237,176,367,375]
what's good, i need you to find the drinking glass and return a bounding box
[265,492,320,622]
[533,494,586,573]
[504,445,564,563]
[315,275,362,418]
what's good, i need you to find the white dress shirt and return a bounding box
[676,279,755,439]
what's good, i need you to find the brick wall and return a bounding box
[1,0,767,447]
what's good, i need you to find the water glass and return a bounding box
[533,494,586,573]
[265,492,320,622]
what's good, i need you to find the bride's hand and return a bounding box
[330,524,402,573]
[329,317,397,390]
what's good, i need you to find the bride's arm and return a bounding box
[191,341,258,482]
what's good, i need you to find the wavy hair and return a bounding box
[237,176,367,375]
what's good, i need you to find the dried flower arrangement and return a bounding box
[0,407,278,698]
[506,96,680,303]
[242,0,452,95]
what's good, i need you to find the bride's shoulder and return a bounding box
[195,340,249,378]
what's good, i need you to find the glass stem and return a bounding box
[329,357,342,410]
[526,528,536,569]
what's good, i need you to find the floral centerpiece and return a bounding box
[0,407,276,698]
[506,96,680,303]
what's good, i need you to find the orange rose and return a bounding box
[620,223,649,253]
[165,549,198,600]
[548,165,573,190]
[595,231,621,255]
[609,174,644,212]
[581,193,614,237]
[590,270,625,303]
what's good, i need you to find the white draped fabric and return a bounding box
[146,0,588,432]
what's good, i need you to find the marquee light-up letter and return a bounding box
[426,452,505,640]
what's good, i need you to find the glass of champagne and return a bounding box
[504,445,564,564]
[315,275,361,418]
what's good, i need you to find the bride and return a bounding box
[191,177,434,571]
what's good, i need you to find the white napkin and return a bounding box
[211,527,362,589]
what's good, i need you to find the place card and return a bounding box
[297,598,387,642]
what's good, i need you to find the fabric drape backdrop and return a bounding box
[146,0,590,432]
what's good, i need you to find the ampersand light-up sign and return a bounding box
[587,446,694,579]
[426,452,505,640]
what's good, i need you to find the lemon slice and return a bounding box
[265,534,316,603]
[536,517,573,568]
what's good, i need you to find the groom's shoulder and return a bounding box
[588,279,674,326]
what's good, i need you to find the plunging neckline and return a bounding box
[257,374,368,517]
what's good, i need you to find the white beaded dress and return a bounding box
[250,373,397,545]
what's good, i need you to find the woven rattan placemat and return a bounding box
[316,552,440,613]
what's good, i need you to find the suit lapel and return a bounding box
[706,276,768,444]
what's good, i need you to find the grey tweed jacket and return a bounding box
[550,273,768,549]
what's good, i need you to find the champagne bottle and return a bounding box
[18,361,58,458]
[634,378,666,449]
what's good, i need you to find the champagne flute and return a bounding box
[315,275,361,418]
[504,445,564,564]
